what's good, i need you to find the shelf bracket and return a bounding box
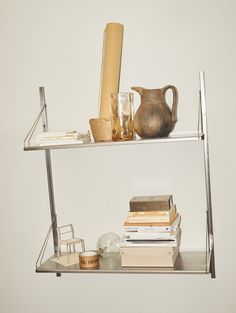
[199,72,216,278]
[39,87,61,277]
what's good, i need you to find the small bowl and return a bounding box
[89,118,112,142]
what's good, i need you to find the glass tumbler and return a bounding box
[111,92,134,141]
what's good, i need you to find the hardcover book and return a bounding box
[124,213,179,227]
[123,214,181,233]
[126,204,176,223]
[124,227,180,241]
[120,228,181,248]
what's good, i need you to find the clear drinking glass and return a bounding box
[111,92,134,141]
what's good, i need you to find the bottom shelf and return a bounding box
[36,251,211,275]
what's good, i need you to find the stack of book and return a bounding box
[120,195,181,267]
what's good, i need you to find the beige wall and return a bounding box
[1,0,236,312]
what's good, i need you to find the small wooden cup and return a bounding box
[79,250,99,269]
[89,118,112,142]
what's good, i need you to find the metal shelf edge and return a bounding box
[25,133,204,151]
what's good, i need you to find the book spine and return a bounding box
[128,210,170,217]
[124,231,178,240]
[120,231,181,248]
[120,241,178,248]
[124,214,178,226]
[125,215,171,223]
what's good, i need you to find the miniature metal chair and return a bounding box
[57,224,85,255]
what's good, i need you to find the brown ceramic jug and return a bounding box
[131,85,178,138]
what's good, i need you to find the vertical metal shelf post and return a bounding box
[199,72,216,278]
[39,87,61,277]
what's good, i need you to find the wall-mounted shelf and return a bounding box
[36,251,211,274]
[24,71,215,278]
[24,132,204,151]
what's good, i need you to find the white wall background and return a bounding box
[1,0,236,312]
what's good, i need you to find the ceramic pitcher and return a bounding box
[131,85,178,138]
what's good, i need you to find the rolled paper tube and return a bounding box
[79,250,99,269]
[99,22,124,119]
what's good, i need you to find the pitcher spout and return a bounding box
[131,86,145,96]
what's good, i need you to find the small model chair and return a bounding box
[57,224,85,255]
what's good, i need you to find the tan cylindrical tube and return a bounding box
[99,22,124,119]
[79,250,99,269]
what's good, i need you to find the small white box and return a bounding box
[120,246,179,267]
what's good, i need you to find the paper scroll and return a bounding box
[99,22,124,119]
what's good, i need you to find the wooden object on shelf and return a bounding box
[120,246,179,267]
[99,22,124,119]
[89,118,112,141]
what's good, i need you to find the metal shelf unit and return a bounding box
[24,71,215,278]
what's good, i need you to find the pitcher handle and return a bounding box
[162,85,178,123]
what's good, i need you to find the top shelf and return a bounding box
[24,132,204,151]
[24,72,205,152]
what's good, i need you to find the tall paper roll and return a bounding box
[99,23,124,119]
